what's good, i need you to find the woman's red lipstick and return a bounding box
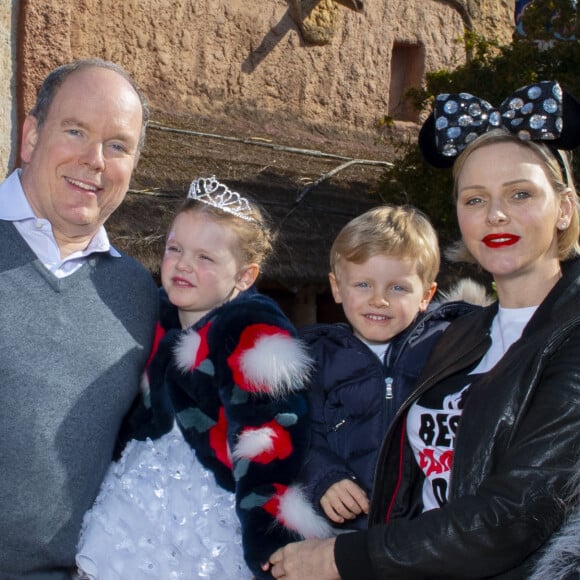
[482,234,520,248]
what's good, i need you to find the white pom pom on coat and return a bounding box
[232,427,276,460]
[174,328,202,371]
[276,485,334,539]
[239,334,312,397]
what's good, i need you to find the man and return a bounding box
[0,59,158,578]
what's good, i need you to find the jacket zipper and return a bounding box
[385,377,393,399]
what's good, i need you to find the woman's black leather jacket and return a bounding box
[335,258,580,579]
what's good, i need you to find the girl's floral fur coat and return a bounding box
[119,287,332,578]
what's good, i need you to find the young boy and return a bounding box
[299,205,482,530]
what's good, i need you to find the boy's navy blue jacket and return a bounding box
[298,299,479,530]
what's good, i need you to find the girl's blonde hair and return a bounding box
[330,205,440,289]
[176,197,274,267]
[448,129,580,263]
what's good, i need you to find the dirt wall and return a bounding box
[0,0,17,177]
[17,0,514,141]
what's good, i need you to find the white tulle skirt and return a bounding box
[76,426,252,579]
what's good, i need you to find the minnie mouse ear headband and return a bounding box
[418,80,580,168]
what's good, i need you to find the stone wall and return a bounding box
[16,0,514,144]
[0,0,17,179]
[466,0,515,41]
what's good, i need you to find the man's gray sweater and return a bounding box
[0,221,158,578]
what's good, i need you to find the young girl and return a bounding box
[76,177,330,579]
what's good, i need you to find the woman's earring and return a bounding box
[558,221,569,230]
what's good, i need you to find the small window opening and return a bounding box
[388,42,425,122]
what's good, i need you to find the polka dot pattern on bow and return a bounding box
[434,81,564,158]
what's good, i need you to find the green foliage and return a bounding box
[376,1,580,255]
[376,141,458,248]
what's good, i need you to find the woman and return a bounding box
[266,81,580,579]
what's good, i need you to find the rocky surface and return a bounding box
[18,0,513,140]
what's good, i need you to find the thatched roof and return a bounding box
[107,110,397,290]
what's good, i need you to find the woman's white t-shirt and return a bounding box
[406,305,537,511]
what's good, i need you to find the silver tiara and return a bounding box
[187,176,256,223]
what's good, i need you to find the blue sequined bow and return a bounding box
[434,81,564,159]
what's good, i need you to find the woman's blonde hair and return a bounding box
[330,205,440,289]
[447,129,580,263]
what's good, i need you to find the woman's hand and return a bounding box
[265,538,340,579]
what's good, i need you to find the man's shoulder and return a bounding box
[112,249,154,275]
[100,247,151,274]
[95,250,158,301]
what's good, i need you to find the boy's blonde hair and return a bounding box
[330,205,440,288]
